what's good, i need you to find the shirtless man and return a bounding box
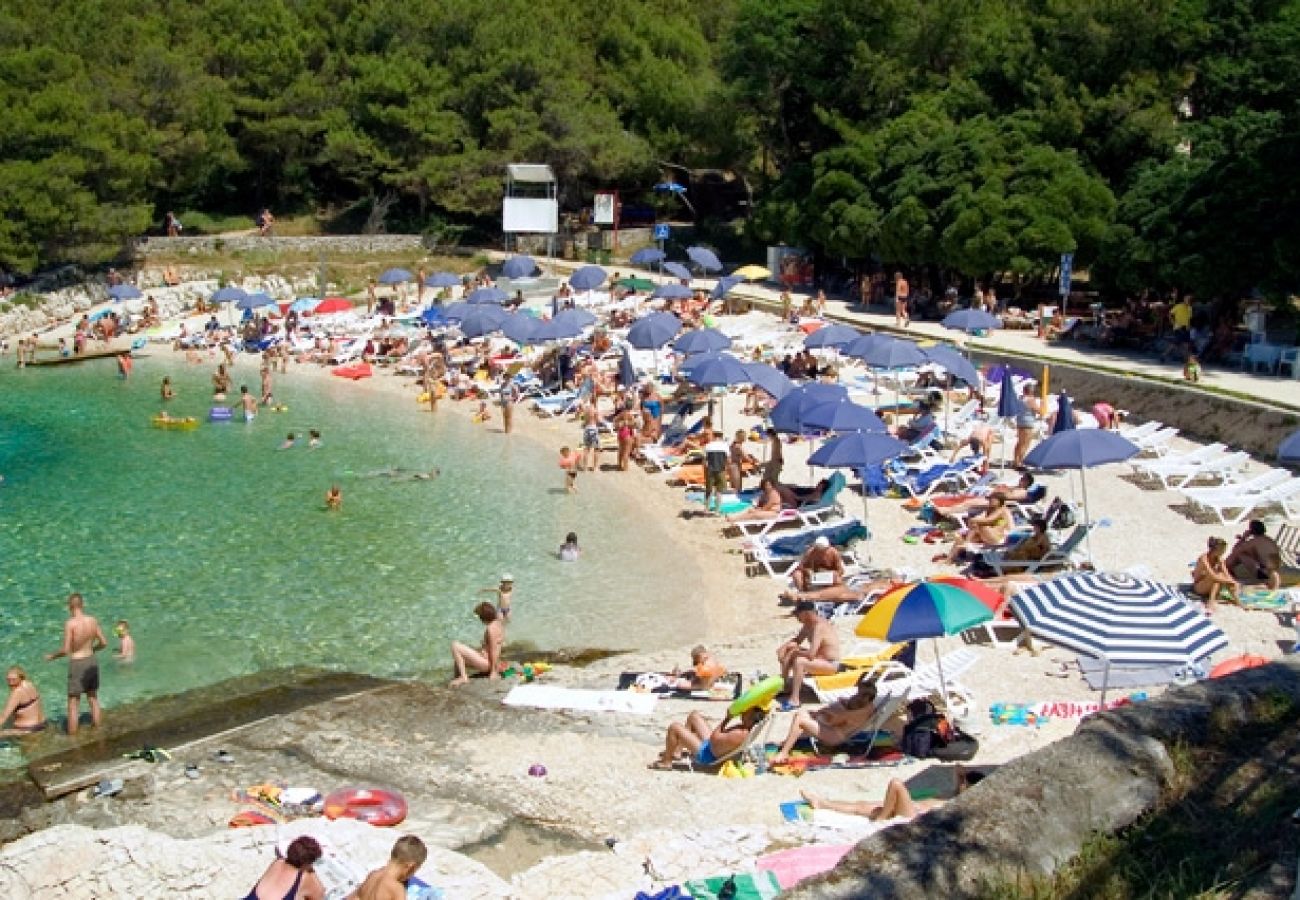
[45,592,108,735]
[449,602,505,686]
[240,385,257,422]
[580,400,602,472]
[346,835,428,900]
[788,536,845,592]
[776,601,842,709]
[1225,520,1283,590]
[771,677,877,763]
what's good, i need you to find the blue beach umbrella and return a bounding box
[1052,391,1076,435]
[442,302,473,321]
[804,324,861,350]
[554,307,597,329]
[673,327,731,355]
[569,265,607,292]
[424,271,461,289]
[529,316,584,343]
[741,363,795,402]
[654,283,693,300]
[681,351,750,388]
[663,261,692,281]
[802,400,887,433]
[769,383,850,435]
[943,309,1002,333]
[631,248,665,266]
[1025,428,1139,564]
[500,312,540,344]
[1278,430,1300,462]
[984,363,1032,385]
[455,305,506,338]
[851,337,926,370]
[237,291,276,310]
[1012,572,1228,703]
[468,286,509,305]
[210,286,247,305]
[627,311,682,349]
[687,246,723,272]
[377,268,413,285]
[290,296,321,314]
[922,345,980,387]
[996,380,1026,420]
[420,306,447,327]
[809,430,910,522]
[502,256,537,279]
[711,275,744,301]
[841,333,895,362]
[108,284,142,300]
[618,347,638,387]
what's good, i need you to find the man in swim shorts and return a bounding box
[1225,519,1284,589]
[580,400,602,472]
[240,385,257,422]
[45,592,108,736]
[776,600,842,709]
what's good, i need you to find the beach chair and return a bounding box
[807,687,912,758]
[810,650,913,705]
[981,522,1094,575]
[744,520,869,579]
[1184,477,1300,525]
[1131,442,1227,483]
[899,425,944,466]
[1143,449,1249,491]
[731,471,848,537]
[1130,426,1180,457]
[890,457,981,500]
[1118,421,1160,443]
[684,709,777,773]
[907,648,980,714]
[974,597,1029,650]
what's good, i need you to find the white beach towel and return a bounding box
[502,684,658,715]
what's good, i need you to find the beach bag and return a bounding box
[900,699,954,759]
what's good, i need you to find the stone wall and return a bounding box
[787,657,1300,899]
[132,234,427,257]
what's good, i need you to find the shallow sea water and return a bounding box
[0,353,699,761]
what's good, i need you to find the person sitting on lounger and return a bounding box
[936,495,1012,564]
[998,515,1051,564]
[727,478,784,522]
[776,601,842,709]
[770,677,880,764]
[788,536,845,592]
[1193,536,1239,612]
[649,706,766,770]
[1225,519,1283,590]
[800,765,984,821]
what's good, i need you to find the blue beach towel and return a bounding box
[767,521,869,557]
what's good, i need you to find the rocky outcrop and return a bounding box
[787,658,1300,899]
[134,234,427,256]
[0,818,512,899]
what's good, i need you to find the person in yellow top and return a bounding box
[1164,294,1194,362]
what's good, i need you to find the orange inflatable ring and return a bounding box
[323,787,407,827]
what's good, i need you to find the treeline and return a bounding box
[2,0,1299,299]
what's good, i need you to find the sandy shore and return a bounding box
[3,293,1296,896]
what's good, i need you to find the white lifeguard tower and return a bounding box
[503,164,558,261]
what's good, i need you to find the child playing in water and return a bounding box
[325,485,342,511]
[279,433,297,450]
[308,429,322,449]
[114,620,135,662]
[559,445,580,494]
[481,575,514,621]
[160,376,174,400]
[473,400,491,424]
[559,532,580,562]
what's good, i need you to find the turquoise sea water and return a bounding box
[0,354,699,741]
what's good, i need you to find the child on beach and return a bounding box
[481,575,514,621]
[1184,354,1201,382]
[240,385,257,422]
[345,835,428,900]
[473,400,491,424]
[280,433,297,450]
[113,620,135,663]
[308,429,322,449]
[559,445,580,493]
[325,485,342,511]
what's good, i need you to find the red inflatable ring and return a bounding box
[323,787,407,827]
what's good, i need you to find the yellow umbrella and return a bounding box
[732,265,771,281]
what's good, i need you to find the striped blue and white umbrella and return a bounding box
[1011,572,1228,702]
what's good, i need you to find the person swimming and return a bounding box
[279,433,297,450]
[360,467,441,481]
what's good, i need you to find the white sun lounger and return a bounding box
[1141,449,1250,490]
[1183,476,1300,525]
[1131,442,1226,481]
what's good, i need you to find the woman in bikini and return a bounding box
[243,835,325,900]
[1193,536,1239,612]
[0,666,46,737]
[937,494,1013,564]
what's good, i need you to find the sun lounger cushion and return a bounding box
[767,521,868,557]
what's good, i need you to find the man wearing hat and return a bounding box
[480,575,515,621]
[788,535,845,593]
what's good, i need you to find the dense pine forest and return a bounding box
[2,0,1298,298]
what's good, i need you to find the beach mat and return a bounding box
[1076,655,1180,690]
[756,844,854,890]
[615,672,735,700]
[1240,588,1291,610]
[684,872,781,900]
[502,684,658,715]
[763,738,904,773]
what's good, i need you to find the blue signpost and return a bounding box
[1059,252,1073,297]
[654,224,670,279]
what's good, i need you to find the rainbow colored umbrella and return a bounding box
[856,581,993,710]
[927,576,1004,612]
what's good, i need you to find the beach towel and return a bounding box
[767,521,869,557]
[991,693,1147,723]
[615,672,735,700]
[763,737,904,774]
[1239,588,1291,610]
[502,684,658,715]
[684,872,782,900]
[1077,654,1181,690]
[757,844,854,889]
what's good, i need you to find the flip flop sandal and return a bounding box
[185,764,201,780]
[214,750,235,764]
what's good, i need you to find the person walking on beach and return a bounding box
[580,400,602,472]
[449,602,505,686]
[45,592,108,736]
[894,271,911,328]
[346,835,427,900]
[499,378,520,434]
[559,445,580,493]
[260,366,274,406]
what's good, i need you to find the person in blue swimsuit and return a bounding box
[243,836,325,900]
[649,706,766,770]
